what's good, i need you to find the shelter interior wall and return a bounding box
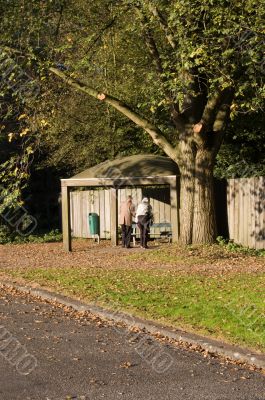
[70,187,171,239]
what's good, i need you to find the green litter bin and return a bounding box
[88,212,100,235]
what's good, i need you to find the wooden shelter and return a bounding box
[61,154,180,251]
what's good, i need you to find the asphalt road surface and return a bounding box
[0,286,264,400]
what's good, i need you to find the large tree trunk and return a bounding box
[179,141,217,245]
[192,149,216,244]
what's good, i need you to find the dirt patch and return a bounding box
[1,239,264,275]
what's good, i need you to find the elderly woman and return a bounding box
[136,197,153,249]
[118,195,136,248]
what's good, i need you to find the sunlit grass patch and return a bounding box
[5,267,265,352]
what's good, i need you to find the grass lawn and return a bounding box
[4,261,265,352]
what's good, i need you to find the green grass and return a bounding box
[5,267,265,351]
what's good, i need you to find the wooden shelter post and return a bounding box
[110,188,118,246]
[170,178,179,242]
[61,183,72,252]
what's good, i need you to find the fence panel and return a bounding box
[227,177,265,249]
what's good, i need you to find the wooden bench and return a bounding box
[131,222,172,246]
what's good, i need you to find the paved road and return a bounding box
[0,287,264,400]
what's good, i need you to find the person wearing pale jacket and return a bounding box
[136,197,153,249]
[118,195,136,248]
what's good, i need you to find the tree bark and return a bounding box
[178,138,196,245]
[192,149,216,244]
[179,139,217,245]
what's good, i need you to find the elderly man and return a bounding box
[119,195,136,248]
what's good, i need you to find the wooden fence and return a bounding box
[227,177,265,249]
[70,187,171,239]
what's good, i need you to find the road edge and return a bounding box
[1,280,265,371]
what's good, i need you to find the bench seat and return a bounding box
[131,222,172,245]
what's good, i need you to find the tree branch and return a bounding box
[212,88,234,154]
[192,87,234,149]
[213,106,230,133]
[147,2,176,50]
[86,16,117,54]
[49,67,177,161]
[200,91,223,128]
[193,87,233,133]
[135,8,183,130]
[136,9,164,76]
[54,1,67,45]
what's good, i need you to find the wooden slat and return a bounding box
[244,179,250,247]
[70,192,74,236]
[87,190,92,238]
[104,189,111,239]
[243,178,249,247]
[79,191,83,237]
[249,177,256,249]
[228,179,234,243]
[85,191,90,237]
[151,196,158,220]
[170,179,179,241]
[80,191,86,237]
[99,189,105,238]
[239,179,245,246]
[255,177,264,250]
[110,188,118,245]
[164,202,171,224]
[159,194,165,222]
[71,192,80,237]
[62,185,71,251]
[227,180,232,240]
[233,179,239,244]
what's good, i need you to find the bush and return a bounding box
[0,225,62,244]
[0,224,13,244]
[216,236,265,257]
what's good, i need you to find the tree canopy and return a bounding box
[0,0,264,242]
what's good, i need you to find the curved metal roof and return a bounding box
[70,154,179,179]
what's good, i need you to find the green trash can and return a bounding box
[88,212,100,235]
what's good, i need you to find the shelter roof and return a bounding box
[70,154,179,180]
